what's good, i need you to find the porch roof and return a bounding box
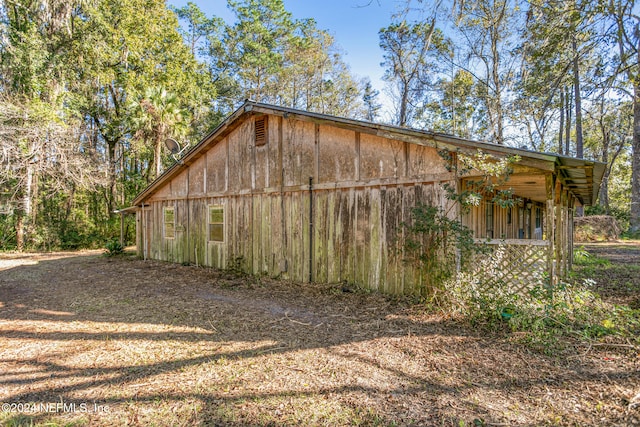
[555,156,605,206]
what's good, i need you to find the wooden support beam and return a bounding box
[314,124,320,182]
[546,173,556,286]
[557,165,594,170]
[568,195,575,269]
[557,190,567,278]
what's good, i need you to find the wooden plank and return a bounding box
[546,173,556,285]
[314,124,320,182]
[326,191,340,283]
[474,238,550,246]
[360,133,406,180]
[357,190,372,287]
[369,187,382,291]
[282,118,315,187]
[188,199,205,266]
[252,194,261,274]
[408,144,448,178]
[383,187,402,294]
[270,194,279,275]
[288,192,303,282]
[188,156,206,196]
[355,132,361,181]
[314,191,328,283]
[402,185,417,293]
[341,188,356,285]
[263,194,274,274]
[317,125,357,183]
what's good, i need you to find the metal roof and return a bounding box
[133,100,605,206]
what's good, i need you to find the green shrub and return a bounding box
[104,239,124,257]
[441,246,639,353]
[402,150,520,297]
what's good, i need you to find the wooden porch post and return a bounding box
[568,196,575,269]
[562,189,571,277]
[557,189,567,278]
[120,212,125,247]
[545,173,556,285]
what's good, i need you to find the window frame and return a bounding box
[163,206,175,239]
[485,201,494,239]
[208,205,225,243]
[254,116,268,147]
[535,206,542,229]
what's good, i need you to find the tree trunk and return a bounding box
[107,140,117,216]
[565,86,572,155]
[155,138,162,180]
[399,79,409,127]
[491,28,504,144]
[558,90,564,154]
[630,81,640,234]
[16,213,24,252]
[572,37,584,158]
[599,125,610,213]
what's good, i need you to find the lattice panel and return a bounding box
[469,242,549,296]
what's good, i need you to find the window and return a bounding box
[163,207,175,239]
[485,201,494,239]
[534,206,543,239]
[507,207,512,225]
[535,207,542,229]
[208,205,224,242]
[255,116,268,146]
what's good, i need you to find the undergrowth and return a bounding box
[573,245,610,267]
[438,246,640,354]
[104,239,124,257]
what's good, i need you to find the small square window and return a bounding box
[208,205,224,242]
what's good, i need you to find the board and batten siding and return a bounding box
[141,114,456,294]
[462,200,546,240]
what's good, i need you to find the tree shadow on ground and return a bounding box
[0,252,638,426]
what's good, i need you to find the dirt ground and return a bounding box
[0,246,639,426]
[579,242,640,309]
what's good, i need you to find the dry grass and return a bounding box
[0,248,639,426]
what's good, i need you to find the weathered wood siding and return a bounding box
[145,114,456,294]
[462,199,546,240]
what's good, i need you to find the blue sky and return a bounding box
[169,0,403,101]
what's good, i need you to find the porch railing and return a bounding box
[468,239,550,296]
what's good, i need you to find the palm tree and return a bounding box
[131,87,185,180]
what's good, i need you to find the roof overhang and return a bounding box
[113,206,139,215]
[133,100,606,207]
[556,156,605,206]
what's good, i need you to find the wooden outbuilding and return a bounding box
[130,101,604,294]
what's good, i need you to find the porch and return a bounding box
[460,159,601,291]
